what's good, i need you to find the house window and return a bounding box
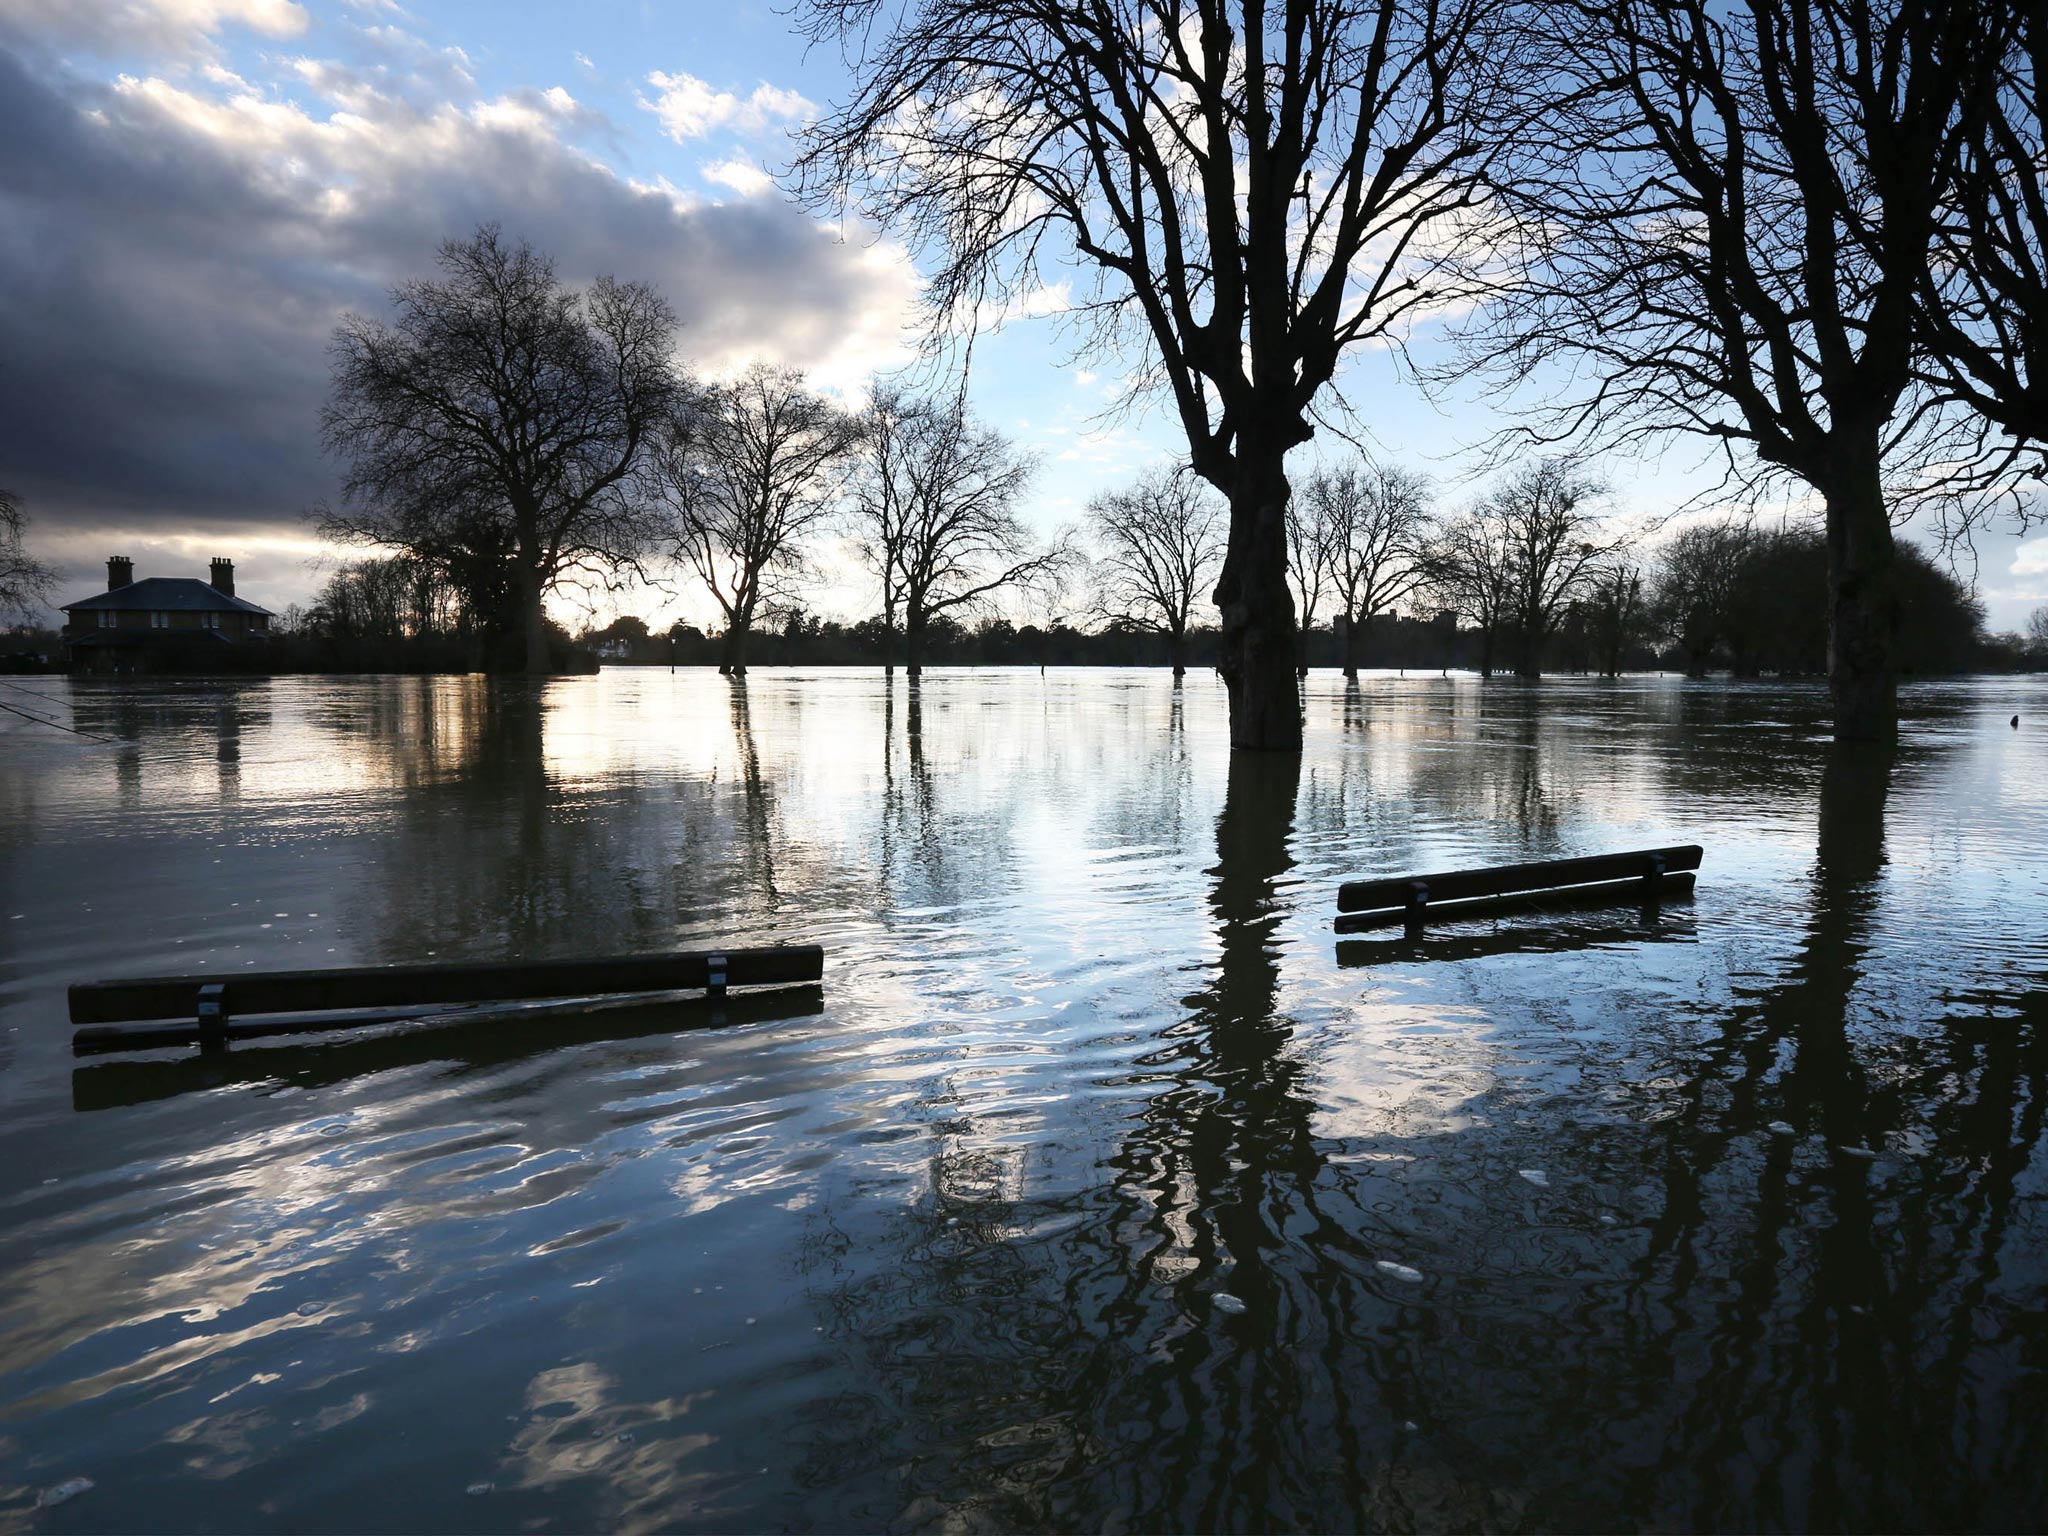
[151,611,168,629]
[205,612,220,630]
[98,611,114,629]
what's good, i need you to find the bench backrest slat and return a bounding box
[1336,845,1702,914]
[69,945,824,1024]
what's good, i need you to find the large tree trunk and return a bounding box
[1342,608,1362,679]
[720,621,750,677]
[1823,454,1899,742]
[519,562,549,677]
[1169,624,1186,679]
[1214,455,1301,751]
[904,606,926,677]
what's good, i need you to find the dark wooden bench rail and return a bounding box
[71,945,824,1055]
[1336,846,1702,930]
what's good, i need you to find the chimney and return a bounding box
[210,558,235,597]
[107,556,133,591]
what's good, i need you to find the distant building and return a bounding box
[61,557,274,673]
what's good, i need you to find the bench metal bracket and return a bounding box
[705,954,728,1000]
[196,983,229,1052]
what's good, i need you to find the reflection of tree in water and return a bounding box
[869,679,1041,918]
[1083,677,1200,857]
[1608,745,2048,1529]
[789,738,2048,1530]
[333,681,786,963]
[1418,743,2048,1529]
[788,752,1515,1530]
[727,679,779,906]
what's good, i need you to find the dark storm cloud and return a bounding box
[0,41,914,548]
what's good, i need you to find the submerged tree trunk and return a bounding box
[720,620,750,677]
[1342,609,1362,680]
[1169,623,1187,679]
[519,560,549,677]
[1214,455,1301,752]
[904,606,926,678]
[1823,455,1898,742]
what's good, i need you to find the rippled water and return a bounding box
[2,668,2045,1532]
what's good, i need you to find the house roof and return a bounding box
[62,577,273,617]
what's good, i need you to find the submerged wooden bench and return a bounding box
[71,945,824,1055]
[1336,845,1702,931]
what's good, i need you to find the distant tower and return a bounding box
[107,556,133,591]
[210,558,235,597]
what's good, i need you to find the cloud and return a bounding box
[642,71,813,142]
[701,155,774,197]
[0,0,308,56]
[2012,537,2048,578]
[0,41,918,587]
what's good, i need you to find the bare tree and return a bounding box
[1088,463,1227,676]
[1429,506,1513,676]
[1283,487,1334,679]
[1,489,57,624]
[1459,0,2007,737]
[848,382,925,672]
[1435,459,1617,677]
[1920,3,2045,476]
[321,226,679,675]
[655,364,856,675]
[848,391,1061,674]
[1583,556,1646,677]
[794,0,1522,749]
[1310,460,1436,677]
[1494,460,1621,677]
[2028,604,2048,658]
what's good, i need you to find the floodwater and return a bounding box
[1,668,2045,1533]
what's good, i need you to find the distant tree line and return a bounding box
[574,445,2025,680]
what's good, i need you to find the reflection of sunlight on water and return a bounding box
[1312,997,1500,1140]
[1,669,2046,1530]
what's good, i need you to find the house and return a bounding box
[61,557,274,673]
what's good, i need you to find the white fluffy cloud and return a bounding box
[702,155,774,197]
[2012,537,2048,578]
[643,71,813,142]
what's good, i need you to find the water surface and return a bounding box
[2,669,2045,1531]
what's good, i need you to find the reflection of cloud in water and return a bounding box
[495,1361,716,1522]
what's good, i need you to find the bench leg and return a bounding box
[196,983,229,1054]
[1639,852,1668,920]
[1404,881,1429,934]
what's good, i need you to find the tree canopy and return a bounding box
[321,226,680,674]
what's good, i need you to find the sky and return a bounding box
[3,0,2044,635]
